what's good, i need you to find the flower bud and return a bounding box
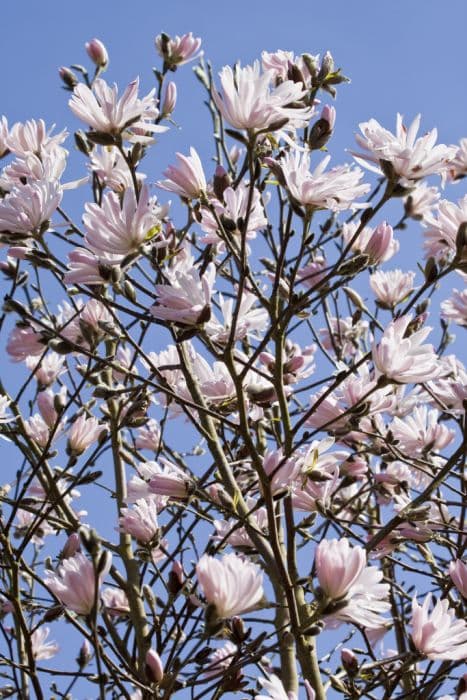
[146,648,164,683]
[59,66,78,90]
[61,533,81,559]
[341,648,359,676]
[85,38,109,69]
[161,81,177,118]
[77,639,92,669]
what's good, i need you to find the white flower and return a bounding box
[353,114,456,182]
[278,151,369,212]
[196,552,264,618]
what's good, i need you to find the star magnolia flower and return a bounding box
[277,151,369,212]
[101,586,130,617]
[157,147,207,199]
[31,626,59,660]
[316,538,390,629]
[150,262,216,326]
[315,538,366,600]
[404,182,439,220]
[213,61,313,132]
[64,247,120,286]
[203,641,238,678]
[67,414,105,455]
[25,352,65,387]
[89,146,145,192]
[119,497,160,544]
[83,185,167,258]
[7,119,68,158]
[196,552,264,618]
[45,551,112,615]
[441,288,467,327]
[205,290,268,343]
[390,406,455,455]
[199,182,267,247]
[446,137,467,182]
[69,77,166,141]
[0,180,62,238]
[341,221,399,264]
[262,49,314,87]
[135,418,161,451]
[424,195,467,262]
[372,315,441,384]
[411,594,467,660]
[369,269,416,308]
[353,114,456,182]
[155,32,202,68]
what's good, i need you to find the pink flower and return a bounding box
[204,641,238,678]
[158,147,207,199]
[7,119,67,158]
[155,32,202,68]
[278,151,369,212]
[441,288,467,327]
[67,414,105,455]
[411,594,467,660]
[353,114,456,182]
[85,38,109,68]
[0,180,62,239]
[297,257,327,290]
[449,560,467,598]
[119,498,160,544]
[25,352,65,387]
[69,77,165,141]
[149,460,192,499]
[89,146,144,192]
[83,186,166,258]
[196,553,264,618]
[31,626,59,660]
[213,61,313,133]
[135,419,161,451]
[64,247,120,286]
[199,182,267,246]
[7,325,45,362]
[424,195,467,262]
[45,551,112,615]
[205,290,268,343]
[341,221,399,264]
[446,137,467,182]
[150,262,215,326]
[262,449,299,494]
[370,269,415,308]
[315,538,366,600]
[101,587,130,617]
[390,406,455,455]
[262,49,314,87]
[372,315,441,384]
[404,182,439,220]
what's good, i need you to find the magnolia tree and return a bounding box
[0,31,466,700]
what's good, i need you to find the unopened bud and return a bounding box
[59,66,78,90]
[161,81,177,118]
[146,649,164,683]
[341,648,359,676]
[85,38,109,69]
[77,639,92,669]
[61,533,81,559]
